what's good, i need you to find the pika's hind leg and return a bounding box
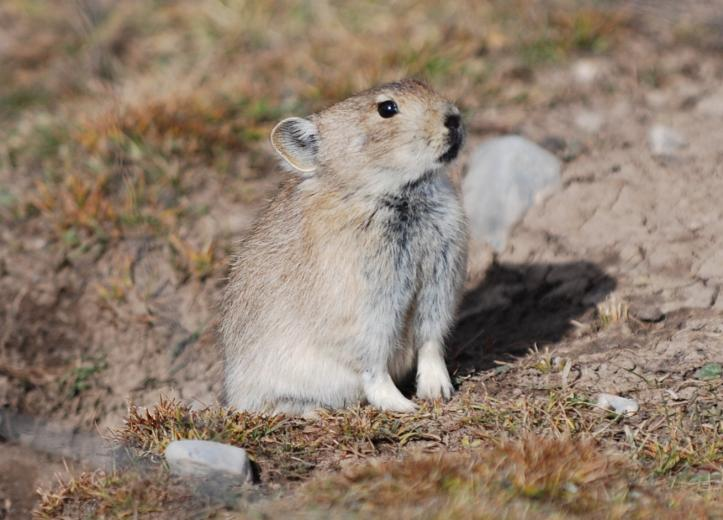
[362,369,417,412]
[359,314,417,412]
[271,398,325,417]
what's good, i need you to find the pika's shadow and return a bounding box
[448,260,616,375]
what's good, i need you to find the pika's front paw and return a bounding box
[416,361,454,401]
[416,340,454,401]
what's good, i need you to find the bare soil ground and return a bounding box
[0,1,721,518]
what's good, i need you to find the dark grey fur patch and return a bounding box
[288,124,319,155]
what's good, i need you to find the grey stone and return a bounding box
[462,136,561,251]
[630,304,665,323]
[571,59,604,85]
[648,125,686,156]
[165,440,253,482]
[595,393,639,415]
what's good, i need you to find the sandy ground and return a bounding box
[0,443,79,519]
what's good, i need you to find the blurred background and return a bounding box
[1,0,722,517]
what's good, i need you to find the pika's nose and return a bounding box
[444,113,461,130]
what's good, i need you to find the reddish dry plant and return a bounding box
[34,468,195,520]
[76,94,263,159]
[496,436,627,511]
[29,175,118,235]
[279,436,716,519]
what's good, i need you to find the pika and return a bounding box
[221,79,467,415]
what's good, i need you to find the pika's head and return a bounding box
[270,79,463,190]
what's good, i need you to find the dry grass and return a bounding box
[2,0,632,247]
[36,351,722,516]
[117,397,458,481]
[37,433,721,519]
[287,439,629,518]
[34,467,204,520]
[597,295,630,328]
[279,437,719,519]
[98,375,719,490]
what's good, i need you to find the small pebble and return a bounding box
[631,304,665,323]
[648,125,686,156]
[595,393,639,415]
[572,60,601,84]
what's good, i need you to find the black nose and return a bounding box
[444,113,461,130]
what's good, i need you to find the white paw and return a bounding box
[373,391,418,413]
[363,373,418,413]
[416,357,454,401]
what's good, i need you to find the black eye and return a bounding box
[377,100,398,118]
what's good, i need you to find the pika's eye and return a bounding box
[377,100,398,118]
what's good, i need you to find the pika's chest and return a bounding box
[380,194,446,248]
[364,181,463,279]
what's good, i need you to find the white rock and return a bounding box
[595,393,639,415]
[164,440,253,482]
[572,60,600,85]
[648,125,686,156]
[462,136,561,251]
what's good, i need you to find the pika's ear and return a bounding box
[270,117,319,173]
